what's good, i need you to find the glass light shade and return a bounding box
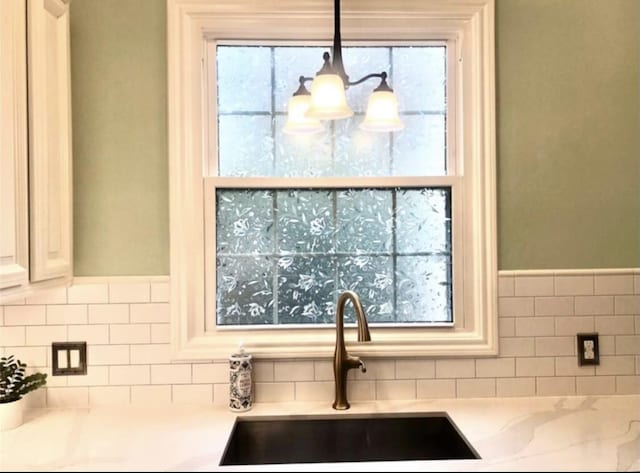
[306,74,353,120]
[360,90,404,132]
[283,94,324,134]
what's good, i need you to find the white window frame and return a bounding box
[168,0,497,360]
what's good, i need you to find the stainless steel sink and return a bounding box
[219,412,480,465]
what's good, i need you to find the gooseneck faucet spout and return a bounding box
[333,290,371,410]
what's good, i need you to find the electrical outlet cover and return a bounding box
[576,333,599,366]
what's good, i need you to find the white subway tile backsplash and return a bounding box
[67,366,109,386]
[576,376,615,395]
[67,284,108,304]
[496,377,535,397]
[435,359,475,379]
[456,378,495,398]
[151,283,170,303]
[151,323,170,343]
[25,287,67,305]
[192,363,228,384]
[274,361,314,382]
[347,381,376,401]
[213,383,230,405]
[5,346,47,367]
[514,276,554,297]
[254,383,294,402]
[0,326,26,346]
[499,318,515,337]
[151,364,192,384]
[537,377,575,396]
[515,317,554,337]
[130,344,171,365]
[534,297,574,316]
[499,297,534,317]
[555,357,595,376]
[594,316,635,335]
[595,275,634,295]
[499,337,535,357]
[47,387,89,407]
[595,356,635,376]
[475,358,515,378]
[109,283,150,303]
[534,337,574,356]
[23,389,46,408]
[110,365,150,385]
[615,335,640,355]
[1,271,638,405]
[416,379,456,399]
[89,386,131,405]
[396,360,435,379]
[25,325,66,346]
[498,276,514,297]
[355,360,395,380]
[172,384,213,404]
[313,361,333,381]
[130,303,170,324]
[554,316,594,336]
[516,357,555,377]
[376,380,416,400]
[615,376,640,394]
[295,381,333,401]
[47,305,88,325]
[575,296,614,315]
[4,305,46,325]
[554,275,593,296]
[614,296,640,315]
[89,345,130,366]
[88,304,129,324]
[110,323,150,344]
[131,385,171,405]
[68,325,109,345]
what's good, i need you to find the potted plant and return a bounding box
[0,355,47,431]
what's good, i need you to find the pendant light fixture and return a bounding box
[283,0,403,134]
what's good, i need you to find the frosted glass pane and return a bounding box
[217,46,272,113]
[333,118,391,176]
[395,255,452,322]
[337,256,394,323]
[336,189,393,253]
[276,190,335,254]
[216,190,274,255]
[274,115,332,177]
[341,48,391,113]
[393,47,446,112]
[217,256,274,325]
[277,256,335,324]
[218,115,274,176]
[393,114,446,176]
[274,46,327,113]
[396,188,451,254]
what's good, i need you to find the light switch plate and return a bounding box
[52,342,87,375]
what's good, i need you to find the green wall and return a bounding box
[497,0,639,269]
[70,0,639,275]
[71,0,168,275]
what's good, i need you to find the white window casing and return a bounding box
[168,0,497,360]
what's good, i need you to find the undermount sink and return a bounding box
[219,412,480,466]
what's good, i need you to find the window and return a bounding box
[214,45,452,328]
[168,0,497,359]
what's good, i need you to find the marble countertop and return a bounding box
[1,395,639,472]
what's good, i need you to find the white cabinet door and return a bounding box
[0,0,30,291]
[27,0,73,282]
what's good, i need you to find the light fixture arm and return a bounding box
[331,0,348,83]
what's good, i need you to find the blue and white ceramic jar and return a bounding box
[229,344,252,412]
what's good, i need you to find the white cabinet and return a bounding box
[0,0,73,301]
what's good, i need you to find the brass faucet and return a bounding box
[333,290,371,410]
